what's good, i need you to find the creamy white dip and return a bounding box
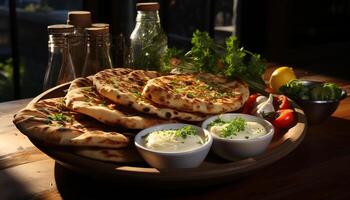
[209,121,266,140]
[144,129,204,152]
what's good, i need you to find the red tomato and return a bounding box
[242,94,259,114]
[272,109,295,128]
[274,95,291,110]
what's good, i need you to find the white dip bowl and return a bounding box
[202,113,274,160]
[135,123,213,169]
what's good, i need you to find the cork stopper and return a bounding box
[47,24,74,34]
[136,2,160,11]
[67,11,92,28]
[85,27,109,36]
[91,23,110,29]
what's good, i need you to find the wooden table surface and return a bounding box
[1,66,350,199]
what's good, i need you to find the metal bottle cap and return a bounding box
[136,2,160,11]
[67,11,92,28]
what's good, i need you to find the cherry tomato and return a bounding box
[242,94,259,114]
[272,109,295,128]
[274,95,291,110]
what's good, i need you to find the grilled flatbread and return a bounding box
[92,68,207,121]
[75,148,142,163]
[65,77,174,129]
[13,98,130,148]
[142,73,249,114]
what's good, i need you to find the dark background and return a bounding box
[0,0,349,102]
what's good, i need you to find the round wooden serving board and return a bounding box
[26,82,307,187]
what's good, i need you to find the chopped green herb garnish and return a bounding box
[47,113,70,122]
[186,92,195,98]
[208,117,226,128]
[221,117,246,138]
[175,125,198,139]
[175,87,185,94]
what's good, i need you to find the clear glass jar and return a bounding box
[82,27,113,77]
[130,2,167,70]
[43,24,76,91]
[67,11,92,77]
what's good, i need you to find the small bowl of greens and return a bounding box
[279,80,347,124]
[202,113,274,160]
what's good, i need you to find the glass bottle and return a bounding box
[91,23,129,68]
[91,23,112,48]
[67,11,92,77]
[130,2,168,70]
[91,23,111,56]
[82,27,113,77]
[43,24,76,91]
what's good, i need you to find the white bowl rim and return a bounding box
[202,113,274,143]
[134,123,213,155]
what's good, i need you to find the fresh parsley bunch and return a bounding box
[222,35,266,91]
[160,30,266,91]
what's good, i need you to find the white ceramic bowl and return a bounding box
[134,123,213,169]
[202,113,274,160]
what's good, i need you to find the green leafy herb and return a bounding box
[175,125,198,139]
[186,30,223,74]
[160,47,197,74]
[208,117,226,128]
[222,117,246,138]
[47,113,70,122]
[160,30,266,93]
[279,80,309,100]
[311,83,342,100]
[223,36,266,86]
[279,80,343,101]
[131,89,143,99]
[186,92,195,98]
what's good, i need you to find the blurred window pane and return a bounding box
[17,0,82,99]
[0,0,82,102]
[0,2,12,101]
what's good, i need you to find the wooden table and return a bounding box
[1,67,350,199]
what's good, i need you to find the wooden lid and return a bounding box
[85,27,109,36]
[67,11,92,28]
[47,24,74,34]
[136,2,160,11]
[91,23,110,29]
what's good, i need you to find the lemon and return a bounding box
[269,66,297,93]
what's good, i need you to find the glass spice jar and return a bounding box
[130,2,168,70]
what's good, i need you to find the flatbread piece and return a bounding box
[65,77,174,129]
[13,98,130,148]
[142,73,249,114]
[93,68,207,121]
